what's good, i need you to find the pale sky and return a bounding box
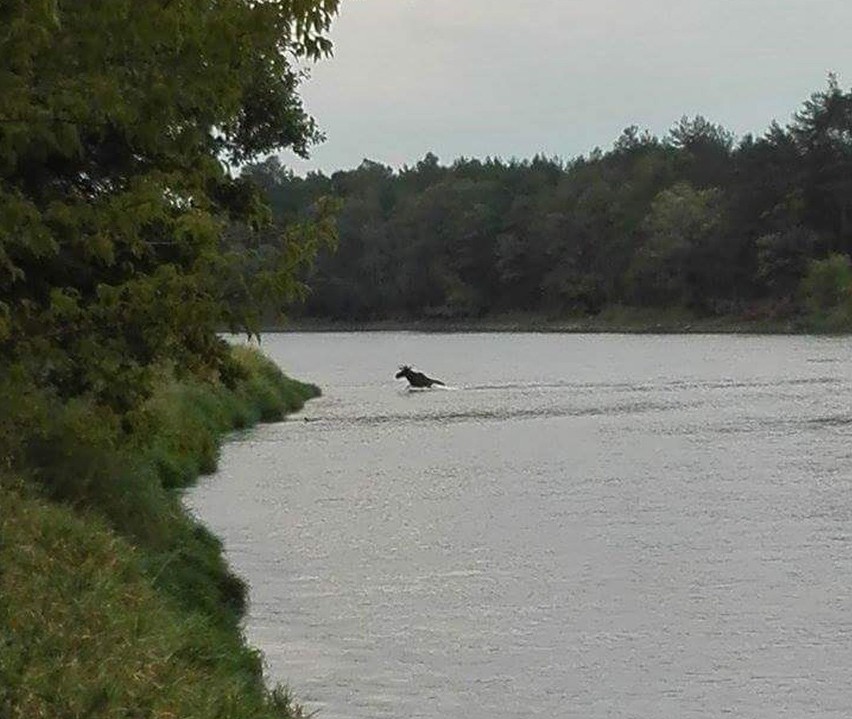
[281,0,852,174]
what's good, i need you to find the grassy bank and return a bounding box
[1,346,319,719]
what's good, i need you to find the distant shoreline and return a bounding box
[268,313,830,335]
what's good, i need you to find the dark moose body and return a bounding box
[395,365,445,388]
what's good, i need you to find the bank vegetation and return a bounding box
[1,1,337,716]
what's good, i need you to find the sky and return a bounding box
[281,0,852,175]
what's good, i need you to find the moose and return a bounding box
[395,365,445,388]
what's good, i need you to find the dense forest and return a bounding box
[243,76,852,329]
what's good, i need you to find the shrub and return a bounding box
[800,253,852,329]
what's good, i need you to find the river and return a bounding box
[185,332,852,718]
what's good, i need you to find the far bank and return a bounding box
[270,307,845,335]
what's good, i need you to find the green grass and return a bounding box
[1,346,319,718]
[138,346,320,491]
[0,486,304,719]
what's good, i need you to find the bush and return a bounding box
[800,253,852,329]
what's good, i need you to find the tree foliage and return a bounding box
[0,0,339,428]
[244,77,852,327]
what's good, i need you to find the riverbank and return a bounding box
[275,306,826,335]
[1,346,318,719]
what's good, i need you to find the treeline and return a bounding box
[245,76,852,328]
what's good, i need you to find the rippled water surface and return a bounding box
[185,333,852,718]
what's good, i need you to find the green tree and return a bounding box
[667,115,735,188]
[628,182,728,308]
[800,253,852,317]
[756,227,818,298]
[1,0,339,414]
[789,75,852,252]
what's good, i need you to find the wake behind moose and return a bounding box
[395,365,445,388]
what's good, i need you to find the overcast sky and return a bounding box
[281,0,852,174]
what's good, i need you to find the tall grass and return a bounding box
[0,487,305,719]
[1,346,319,718]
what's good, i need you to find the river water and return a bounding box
[185,332,852,719]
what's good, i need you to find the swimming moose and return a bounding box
[395,365,445,388]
